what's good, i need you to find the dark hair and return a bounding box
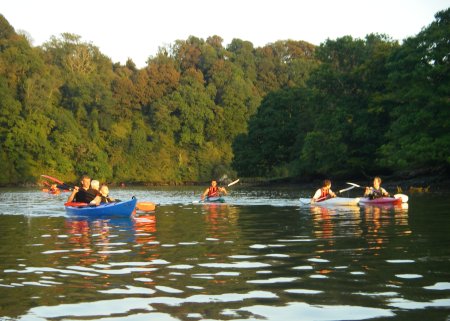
[81,174,91,180]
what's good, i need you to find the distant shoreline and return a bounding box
[9,169,450,193]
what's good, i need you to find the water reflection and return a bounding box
[310,205,362,242]
[361,203,410,253]
[202,203,239,240]
[1,189,450,321]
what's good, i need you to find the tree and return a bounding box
[379,8,450,170]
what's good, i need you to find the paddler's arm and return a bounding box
[89,195,101,206]
[67,186,79,202]
[311,189,321,203]
[329,189,336,198]
[219,187,228,195]
[201,188,209,200]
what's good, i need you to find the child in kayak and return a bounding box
[311,179,336,203]
[202,180,228,200]
[90,185,116,205]
[364,176,389,199]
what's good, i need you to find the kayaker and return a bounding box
[364,176,389,199]
[67,175,99,203]
[49,184,59,194]
[90,185,116,205]
[202,180,228,200]
[311,179,336,203]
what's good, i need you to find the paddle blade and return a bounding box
[346,182,362,188]
[338,186,356,193]
[136,202,156,212]
[41,174,64,185]
[228,179,240,187]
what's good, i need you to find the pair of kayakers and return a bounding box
[67,175,115,205]
[311,177,389,203]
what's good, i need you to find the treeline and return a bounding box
[0,9,448,186]
[0,14,317,185]
[234,8,449,180]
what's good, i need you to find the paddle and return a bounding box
[41,174,103,201]
[41,175,78,191]
[346,182,409,203]
[227,179,240,187]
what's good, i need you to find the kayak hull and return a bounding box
[300,197,360,206]
[203,197,226,203]
[358,197,402,206]
[65,198,137,217]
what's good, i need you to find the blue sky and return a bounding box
[2,0,448,67]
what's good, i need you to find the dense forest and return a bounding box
[0,8,448,186]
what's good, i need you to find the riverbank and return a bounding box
[248,166,450,193]
[7,166,450,192]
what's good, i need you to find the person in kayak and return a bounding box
[49,184,60,194]
[90,185,116,205]
[67,175,99,203]
[202,180,228,200]
[364,176,389,199]
[311,179,336,203]
[90,179,100,192]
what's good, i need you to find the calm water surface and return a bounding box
[0,186,449,321]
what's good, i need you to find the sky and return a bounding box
[2,0,449,67]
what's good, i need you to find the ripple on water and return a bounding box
[395,274,423,279]
[388,298,450,310]
[292,265,313,270]
[386,259,415,263]
[198,261,271,269]
[285,289,323,294]
[168,264,194,270]
[155,285,184,294]
[247,277,298,284]
[231,302,395,320]
[308,258,330,263]
[99,285,156,295]
[423,282,450,290]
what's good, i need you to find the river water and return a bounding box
[0,186,449,321]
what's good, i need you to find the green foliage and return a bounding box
[379,8,450,169]
[233,88,308,176]
[0,10,448,185]
[233,9,449,179]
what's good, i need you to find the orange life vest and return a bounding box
[320,188,330,199]
[208,186,219,197]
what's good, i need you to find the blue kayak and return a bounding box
[65,198,137,217]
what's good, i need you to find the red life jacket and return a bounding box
[208,186,219,197]
[320,188,330,199]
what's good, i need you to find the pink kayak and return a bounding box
[358,196,404,206]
